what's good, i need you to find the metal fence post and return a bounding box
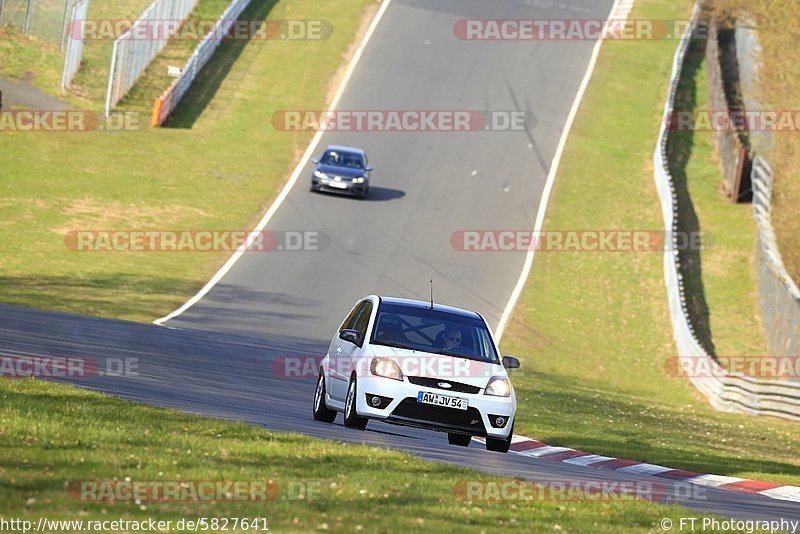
[59,0,71,50]
[105,39,119,117]
[23,0,32,33]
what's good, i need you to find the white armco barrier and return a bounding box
[653,4,800,422]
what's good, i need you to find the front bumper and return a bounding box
[311,176,367,195]
[355,375,515,439]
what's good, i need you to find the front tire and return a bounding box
[485,424,513,453]
[313,372,337,423]
[344,377,368,429]
[448,433,472,447]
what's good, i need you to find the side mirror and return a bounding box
[366,165,374,172]
[339,329,361,345]
[311,157,319,164]
[502,356,520,369]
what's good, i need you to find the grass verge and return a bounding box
[0,0,370,322]
[0,0,154,106]
[0,379,709,533]
[500,0,800,487]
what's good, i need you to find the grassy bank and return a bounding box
[0,0,154,106]
[0,379,709,532]
[708,0,800,287]
[500,0,800,487]
[0,0,370,322]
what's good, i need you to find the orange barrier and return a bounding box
[150,96,164,127]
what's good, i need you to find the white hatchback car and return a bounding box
[313,295,519,453]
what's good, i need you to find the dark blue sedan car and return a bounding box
[310,146,372,199]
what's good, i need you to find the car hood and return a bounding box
[369,345,506,388]
[315,164,367,179]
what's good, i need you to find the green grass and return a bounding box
[0,26,65,92]
[0,379,722,533]
[499,0,800,487]
[0,0,370,322]
[0,0,154,104]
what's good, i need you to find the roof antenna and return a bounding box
[429,279,434,309]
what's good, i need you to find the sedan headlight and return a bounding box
[485,376,511,397]
[370,357,403,381]
[352,176,365,184]
[313,170,328,179]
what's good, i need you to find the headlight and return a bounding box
[352,176,365,184]
[485,376,511,397]
[313,170,327,179]
[370,357,403,381]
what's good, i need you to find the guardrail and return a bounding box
[104,0,198,116]
[150,0,252,127]
[653,4,800,422]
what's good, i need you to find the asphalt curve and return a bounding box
[168,0,611,339]
[5,0,798,526]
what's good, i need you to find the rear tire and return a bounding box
[344,377,368,429]
[448,433,472,447]
[313,372,337,423]
[485,423,513,453]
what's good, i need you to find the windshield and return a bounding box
[320,150,365,169]
[370,303,500,364]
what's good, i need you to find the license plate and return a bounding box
[328,181,347,189]
[417,391,468,410]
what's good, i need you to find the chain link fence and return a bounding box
[0,0,74,49]
[654,4,800,422]
[104,0,197,116]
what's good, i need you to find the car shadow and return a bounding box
[313,187,405,202]
[364,187,405,202]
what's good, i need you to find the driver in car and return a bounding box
[442,328,462,349]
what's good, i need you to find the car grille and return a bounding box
[407,376,481,394]
[389,397,486,435]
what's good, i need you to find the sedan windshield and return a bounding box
[321,150,365,169]
[371,303,500,364]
